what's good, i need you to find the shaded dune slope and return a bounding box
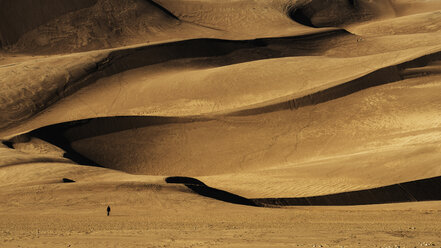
[31,116,203,143]
[0,0,97,47]
[166,176,441,207]
[155,0,316,36]
[285,0,395,28]
[0,0,189,53]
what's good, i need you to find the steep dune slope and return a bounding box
[156,0,313,36]
[285,0,396,28]
[0,0,96,47]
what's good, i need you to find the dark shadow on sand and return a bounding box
[30,122,102,167]
[166,176,441,207]
[30,116,205,143]
[1,141,14,149]
[166,176,258,206]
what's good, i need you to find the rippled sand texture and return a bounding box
[1,0,441,247]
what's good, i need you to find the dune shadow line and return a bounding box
[166,176,441,207]
[30,116,206,143]
[165,177,258,206]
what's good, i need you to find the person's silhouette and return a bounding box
[107,205,111,216]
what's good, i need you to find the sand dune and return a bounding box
[2,0,441,247]
[1,0,441,201]
[9,46,440,180]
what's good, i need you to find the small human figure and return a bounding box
[107,205,111,216]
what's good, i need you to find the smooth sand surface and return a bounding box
[1,0,441,247]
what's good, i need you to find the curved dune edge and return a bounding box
[2,41,441,139]
[1,50,439,133]
[8,62,441,176]
[1,3,441,136]
[166,176,441,207]
[24,91,441,177]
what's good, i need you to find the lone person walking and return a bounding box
[107,205,111,216]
